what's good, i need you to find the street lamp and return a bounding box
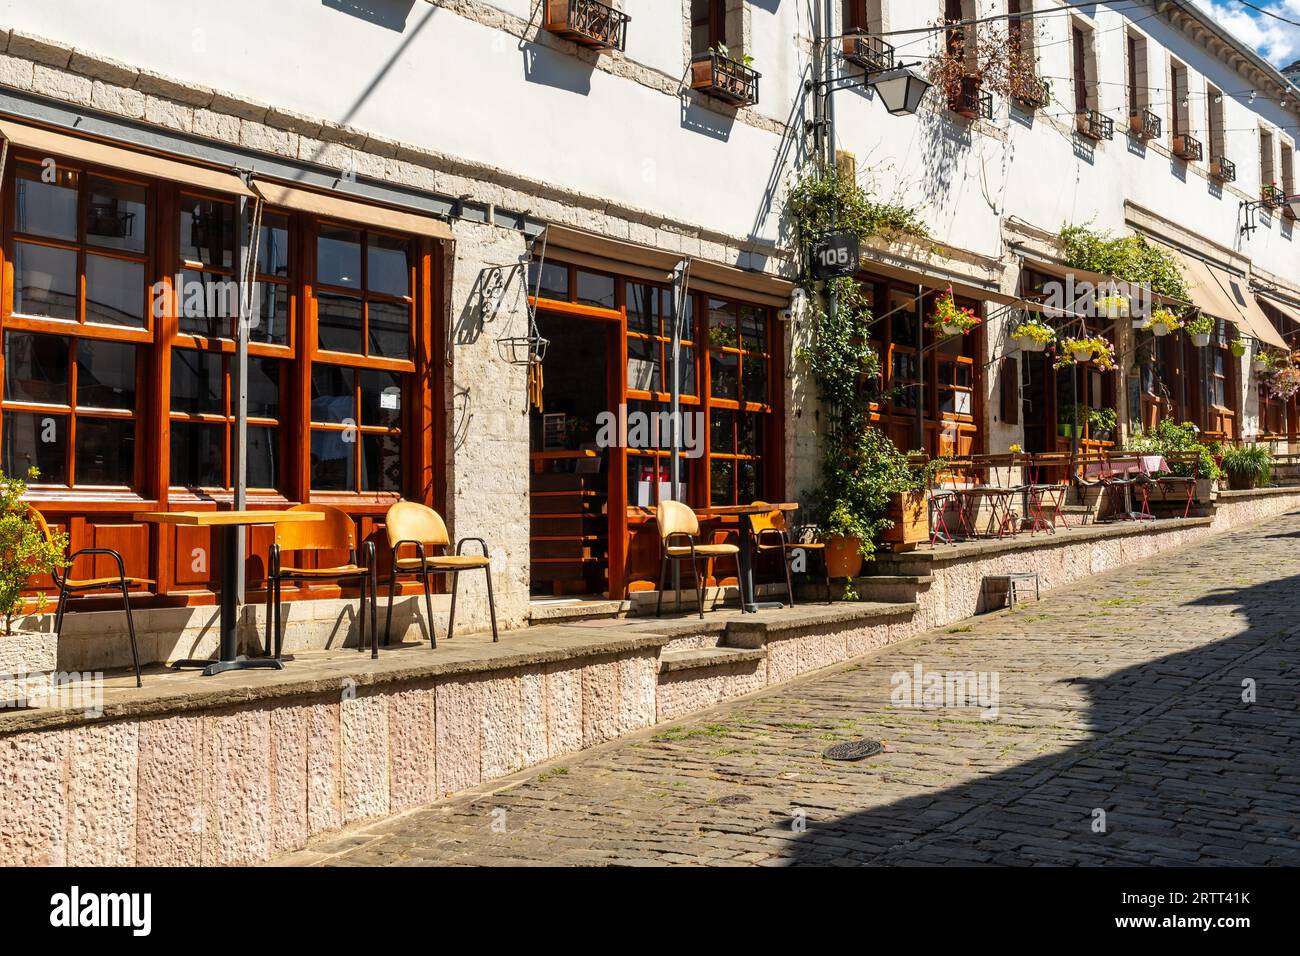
[1240,193,1300,236]
[867,65,933,117]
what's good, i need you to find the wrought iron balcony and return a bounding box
[1129,108,1161,141]
[1076,109,1114,141]
[1011,75,1050,110]
[544,0,629,52]
[951,75,993,120]
[690,50,760,107]
[1172,133,1203,162]
[841,30,894,73]
[1210,156,1236,183]
[1262,183,1287,210]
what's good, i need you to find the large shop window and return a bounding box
[3,158,150,486]
[707,298,771,505]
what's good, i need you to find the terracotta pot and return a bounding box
[825,536,865,579]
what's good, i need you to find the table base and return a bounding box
[172,655,285,677]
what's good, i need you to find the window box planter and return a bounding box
[1077,109,1114,142]
[1129,108,1161,141]
[882,491,928,553]
[544,0,630,52]
[950,76,992,120]
[690,50,760,107]
[1261,184,1287,210]
[1172,133,1203,162]
[1210,156,1236,183]
[1012,76,1051,111]
[841,30,894,73]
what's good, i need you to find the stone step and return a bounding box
[797,573,930,604]
[527,599,630,624]
[658,645,767,674]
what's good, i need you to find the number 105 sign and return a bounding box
[808,231,860,281]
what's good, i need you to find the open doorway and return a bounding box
[528,310,617,596]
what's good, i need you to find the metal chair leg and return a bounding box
[53,587,67,638]
[369,564,379,659]
[274,574,284,659]
[118,579,142,688]
[383,570,398,645]
[782,548,796,608]
[264,572,274,658]
[419,564,437,648]
[357,571,367,654]
[656,556,668,618]
[824,552,833,604]
[484,565,499,642]
[692,552,705,620]
[447,570,459,641]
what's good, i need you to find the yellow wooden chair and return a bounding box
[266,503,377,659]
[748,502,798,606]
[32,508,150,687]
[654,500,739,619]
[382,500,498,647]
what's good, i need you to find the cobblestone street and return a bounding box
[288,513,1300,866]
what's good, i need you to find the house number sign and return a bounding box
[809,231,860,281]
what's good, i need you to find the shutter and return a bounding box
[1000,356,1020,425]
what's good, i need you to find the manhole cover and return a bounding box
[716,793,752,806]
[823,739,884,761]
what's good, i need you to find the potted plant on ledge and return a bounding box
[1220,445,1273,491]
[1010,317,1055,353]
[1185,313,1214,347]
[930,288,982,336]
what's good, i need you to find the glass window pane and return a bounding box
[739,305,767,351]
[170,420,224,488]
[248,358,280,420]
[360,370,402,428]
[626,336,659,392]
[738,459,760,504]
[86,177,146,253]
[575,270,615,309]
[248,425,278,490]
[710,349,738,400]
[3,411,68,484]
[13,162,79,241]
[311,429,354,490]
[171,350,223,416]
[680,345,697,396]
[251,282,290,346]
[527,261,569,301]
[738,412,764,458]
[310,365,355,424]
[13,242,77,321]
[708,299,738,347]
[76,339,135,410]
[75,417,134,486]
[179,196,235,268]
[317,292,363,354]
[3,331,69,405]
[367,234,411,297]
[85,255,145,327]
[626,283,660,334]
[710,458,734,506]
[368,300,410,359]
[742,354,768,405]
[710,408,736,454]
[255,213,291,278]
[361,432,401,492]
[317,226,361,288]
[177,269,234,338]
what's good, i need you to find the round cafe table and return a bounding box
[134,510,324,676]
[698,502,799,613]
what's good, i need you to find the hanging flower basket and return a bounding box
[496,334,550,367]
[928,288,981,336]
[1185,314,1214,348]
[1096,293,1129,319]
[1149,307,1182,338]
[1009,318,1055,353]
[1230,339,1247,359]
[1055,335,1117,371]
[1132,314,1151,331]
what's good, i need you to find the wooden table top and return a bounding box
[699,502,799,516]
[133,510,326,527]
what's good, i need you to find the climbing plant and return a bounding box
[1059,224,1190,301]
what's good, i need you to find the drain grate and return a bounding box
[823,738,884,761]
[716,793,753,806]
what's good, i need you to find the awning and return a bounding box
[859,258,1021,307]
[1257,294,1300,338]
[542,224,794,306]
[1018,254,1190,310]
[252,180,452,240]
[1155,243,1287,348]
[0,118,253,196]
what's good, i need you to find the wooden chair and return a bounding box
[266,504,377,660]
[1024,452,1073,533]
[382,500,498,647]
[32,509,149,687]
[654,500,739,619]
[748,502,797,607]
[1149,450,1199,517]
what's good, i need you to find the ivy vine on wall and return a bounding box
[1059,224,1190,302]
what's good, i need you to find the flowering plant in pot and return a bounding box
[929,289,981,336]
[1149,307,1182,337]
[1185,313,1215,347]
[1055,335,1116,370]
[1262,362,1300,402]
[1230,337,1247,359]
[1010,318,1055,352]
[1253,349,1275,374]
[1095,292,1129,318]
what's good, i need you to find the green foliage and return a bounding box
[815,429,918,559]
[788,164,929,248]
[1010,319,1055,345]
[0,468,68,636]
[1059,224,1190,301]
[1220,445,1273,490]
[1184,313,1214,336]
[1126,421,1221,480]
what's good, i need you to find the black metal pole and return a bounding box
[916,285,925,452]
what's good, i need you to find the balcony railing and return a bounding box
[1011,75,1050,110]
[841,30,894,73]
[1262,183,1287,210]
[951,76,993,120]
[1210,156,1236,183]
[1129,108,1161,141]
[689,50,760,107]
[1076,109,1114,141]
[544,0,630,52]
[1172,132,1203,162]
